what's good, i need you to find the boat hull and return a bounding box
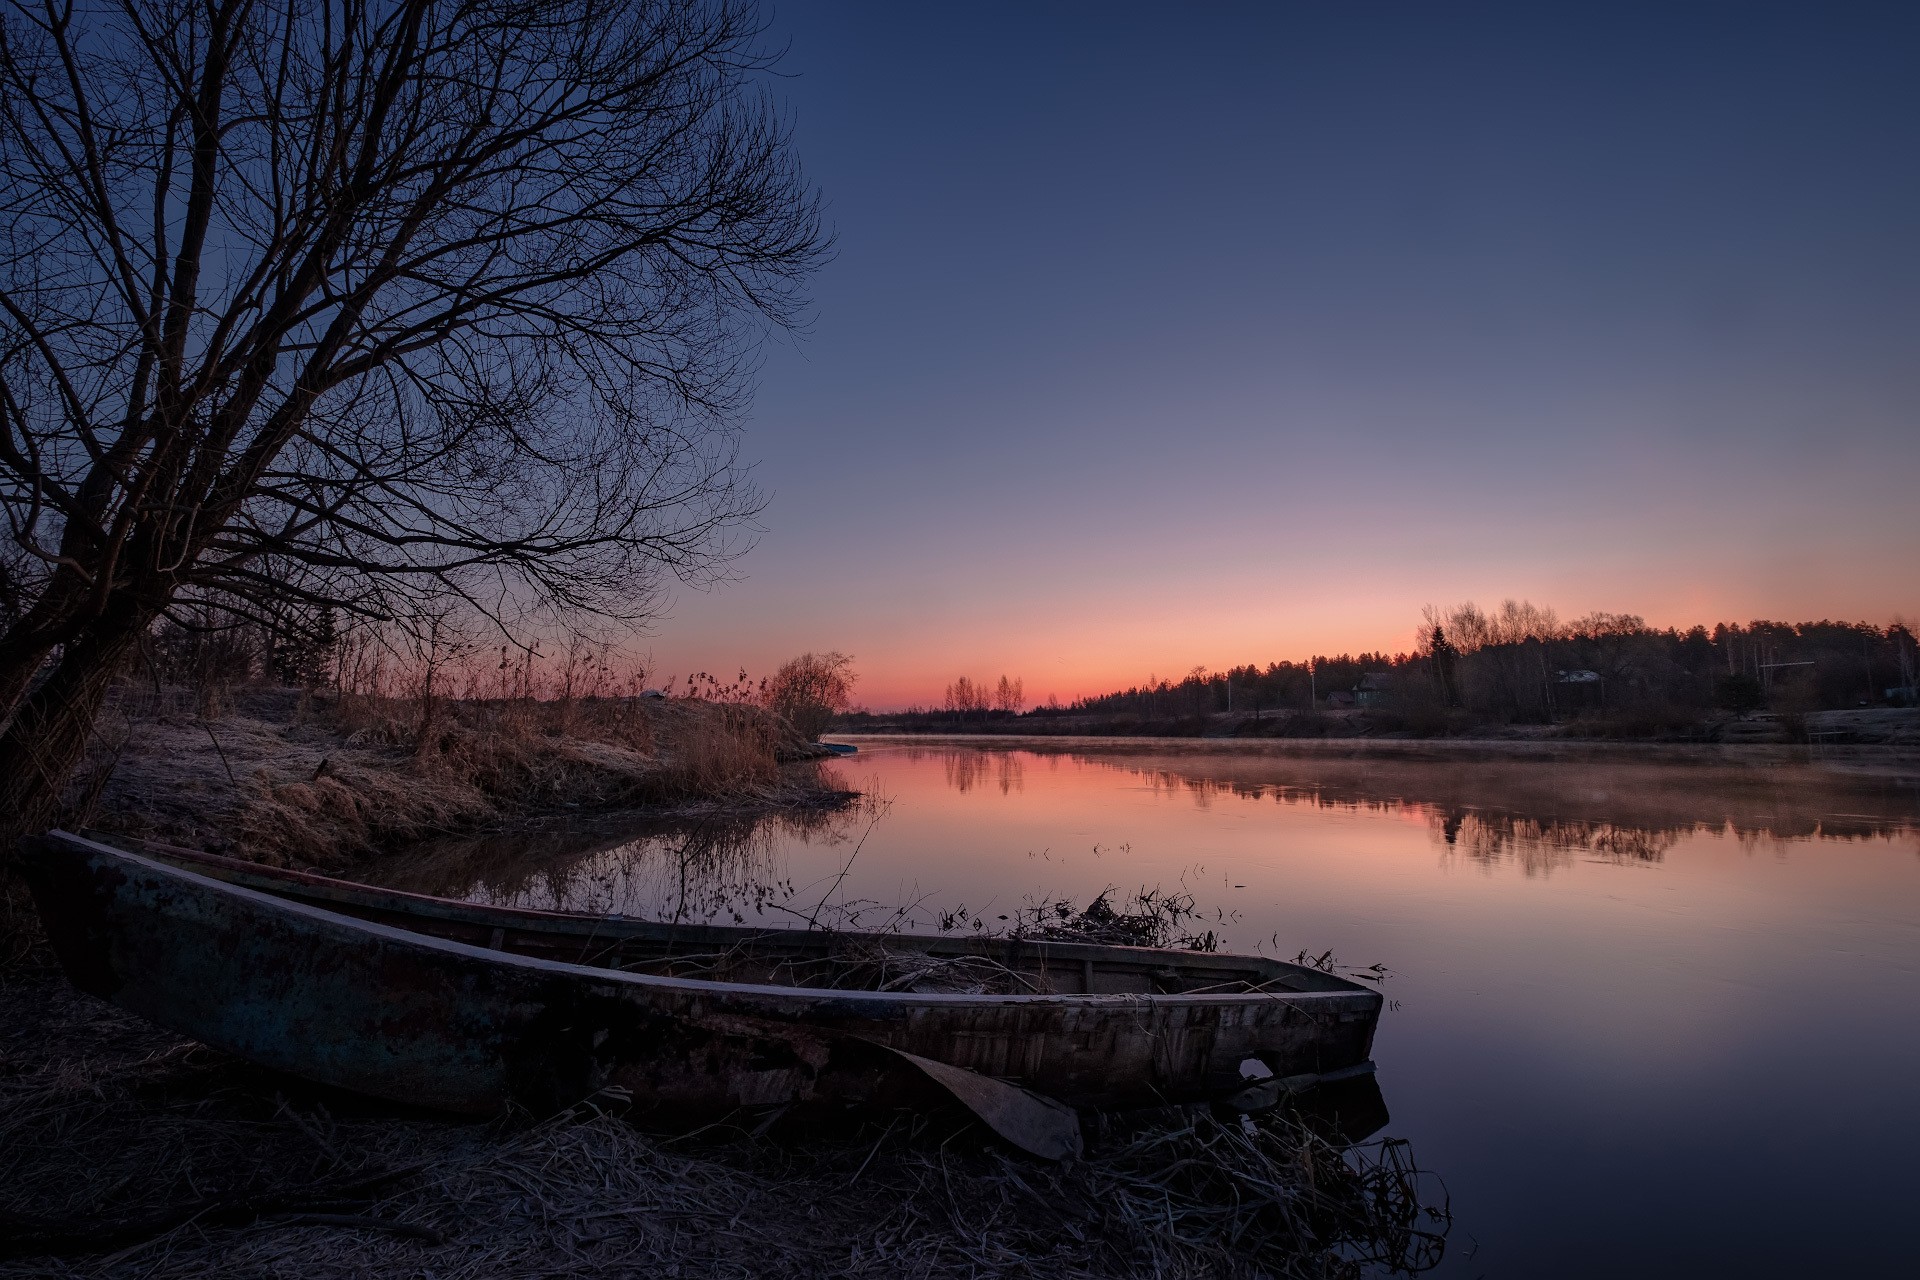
[21,833,1380,1118]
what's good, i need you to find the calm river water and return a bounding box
[388,737,1920,1278]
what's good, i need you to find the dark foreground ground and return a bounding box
[0,955,1447,1279]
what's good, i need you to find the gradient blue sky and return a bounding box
[645,1,1919,709]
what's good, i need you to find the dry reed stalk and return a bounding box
[49,689,837,885]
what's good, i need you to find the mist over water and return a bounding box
[386,740,1920,1278]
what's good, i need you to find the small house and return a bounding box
[1555,669,1604,710]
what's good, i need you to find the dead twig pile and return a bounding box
[1012,885,1224,951]
[770,938,1042,994]
[1069,1108,1450,1277]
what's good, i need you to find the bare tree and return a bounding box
[762,650,853,741]
[944,675,987,719]
[0,0,824,837]
[992,673,1022,713]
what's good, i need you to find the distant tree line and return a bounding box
[1059,655,1399,722]
[840,604,1918,739]
[942,675,1024,717]
[1053,604,1917,732]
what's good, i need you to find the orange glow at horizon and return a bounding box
[641,578,1917,713]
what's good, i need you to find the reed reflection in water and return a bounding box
[379,799,880,925]
[1029,742,1919,866]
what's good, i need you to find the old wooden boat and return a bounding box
[20,830,1380,1151]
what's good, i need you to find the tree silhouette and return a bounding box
[0,0,824,837]
[1428,627,1459,708]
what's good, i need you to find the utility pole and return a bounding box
[1308,659,1316,710]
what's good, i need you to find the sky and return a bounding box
[641,1,1920,710]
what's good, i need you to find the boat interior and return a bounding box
[82,832,1360,998]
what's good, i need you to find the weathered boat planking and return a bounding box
[21,831,1381,1134]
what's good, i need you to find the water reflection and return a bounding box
[1428,813,1683,876]
[382,742,1920,915]
[940,747,1025,794]
[380,800,875,923]
[359,740,1920,1279]
[910,741,1919,876]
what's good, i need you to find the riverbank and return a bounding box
[86,687,848,866]
[1,686,853,966]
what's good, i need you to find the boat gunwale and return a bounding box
[87,831,1357,987]
[47,832,1379,1010]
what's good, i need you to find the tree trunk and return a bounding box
[0,568,97,728]
[0,621,142,851]
[0,640,54,730]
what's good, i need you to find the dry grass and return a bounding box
[0,968,1447,1280]
[71,687,835,873]
[0,879,36,971]
[0,685,847,959]
[329,691,794,807]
